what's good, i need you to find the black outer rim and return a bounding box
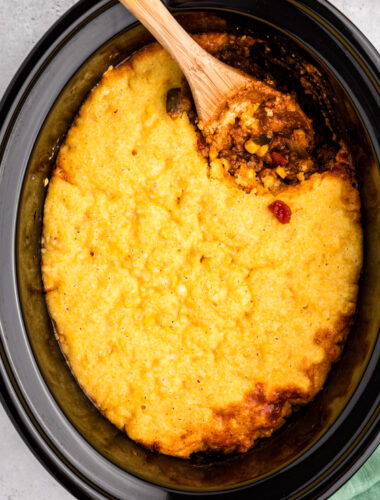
[0,1,379,499]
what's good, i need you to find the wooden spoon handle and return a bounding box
[119,0,204,74]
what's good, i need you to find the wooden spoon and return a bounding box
[119,0,253,123]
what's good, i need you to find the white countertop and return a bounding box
[0,1,379,498]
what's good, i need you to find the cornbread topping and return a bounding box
[42,34,362,458]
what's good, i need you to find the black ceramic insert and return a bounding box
[0,1,379,499]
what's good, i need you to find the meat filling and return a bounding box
[166,33,350,195]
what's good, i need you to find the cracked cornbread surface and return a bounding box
[42,41,362,458]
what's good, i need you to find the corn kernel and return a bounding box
[275,166,287,179]
[299,159,313,171]
[250,120,259,131]
[297,172,305,181]
[210,159,224,180]
[293,129,308,148]
[294,129,306,140]
[221,158,230,169]
[261,173,276,188]
[209,146,218,161]
[257,144,269,157]
[244,139,260,155]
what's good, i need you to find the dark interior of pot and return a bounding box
[16,9,380,492]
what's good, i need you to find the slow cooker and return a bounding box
[0,1,379,498]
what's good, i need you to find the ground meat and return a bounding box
[197,80,317,193]
[166,33,349,194]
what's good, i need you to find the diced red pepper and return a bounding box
[271,151,287,166]
[268,200,291,224]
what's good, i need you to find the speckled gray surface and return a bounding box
[0,1,379,499]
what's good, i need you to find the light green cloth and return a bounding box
[331,445,380,499]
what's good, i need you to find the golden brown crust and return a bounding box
[42,36,362,459]
[168,312,355,456]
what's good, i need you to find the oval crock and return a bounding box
[0,1,379,499]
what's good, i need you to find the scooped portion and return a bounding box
[168,33,350,195]
[198,83,315,193]
[42,35,362,458]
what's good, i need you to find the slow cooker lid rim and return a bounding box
[164,0,380,86]
[0,356,111,500]
[291,0,380,82]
